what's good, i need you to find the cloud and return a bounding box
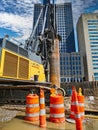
[0,0,97,43]
[55,0,96,26]
[72,0,96,26]
[93,10,98,13]
[55,0,71,3]
[0,0,41,42]
[0,12,33,40]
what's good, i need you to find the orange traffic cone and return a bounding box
[70,86,76,120]
[39,89,46,128]
[73,87,83,130]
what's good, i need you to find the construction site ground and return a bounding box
[64,96,98,114]
[0,108,98,130]
[0,96,98,130]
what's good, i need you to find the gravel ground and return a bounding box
[0,96,98,123]
[0,108,17,122]
[64,96,98,113]
[0,105,26,123]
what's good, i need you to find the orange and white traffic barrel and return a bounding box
[50,94,65,123]
[25,93,39,122]
[77,88,85,120]
[39,89,46,128]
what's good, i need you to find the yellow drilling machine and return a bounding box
[0,1,65,104]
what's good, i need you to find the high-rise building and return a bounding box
[56,3,75,53]
[33,4,43,36]
[77,13,98,81]
[56,3,77,82]
[33,1,51,36]
[43,0,50,5]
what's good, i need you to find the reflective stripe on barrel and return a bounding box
[26,104,39,107]
[50,113,65,118]
[26,113,39,117]
[50,104,64,108]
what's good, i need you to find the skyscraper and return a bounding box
[77,13,98,81]
[55,3,77,82]
[43,0,50,5]
[56,3,75,53]
[33,4,43,36]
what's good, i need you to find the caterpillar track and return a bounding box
[0,79,65,105]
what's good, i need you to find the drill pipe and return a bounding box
[50,38,60,88]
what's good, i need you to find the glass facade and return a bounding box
[88,20,98,80]
[33,4,43,36]
[33,4,50,36]
[60,52,84,83]
[43,0,50,5]
[56,3,75,53]
[56,3,77,82]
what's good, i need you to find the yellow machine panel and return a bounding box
[3,51,18,78]
[18,57,29,79]
[0,49,46,82]
[29,61,45,82]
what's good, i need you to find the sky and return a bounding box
[0,0,98,50]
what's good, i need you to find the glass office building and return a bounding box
[60,52,84,82]
[55,3,80,82]
[43,0,50,5]
[33,4,43,36]
[56,3,75,53]
[88,19,98,80]
[77,13,98,81]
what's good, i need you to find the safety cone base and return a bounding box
[66,117,86,124]
[40,124,46,128]
[66,118,76,124]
